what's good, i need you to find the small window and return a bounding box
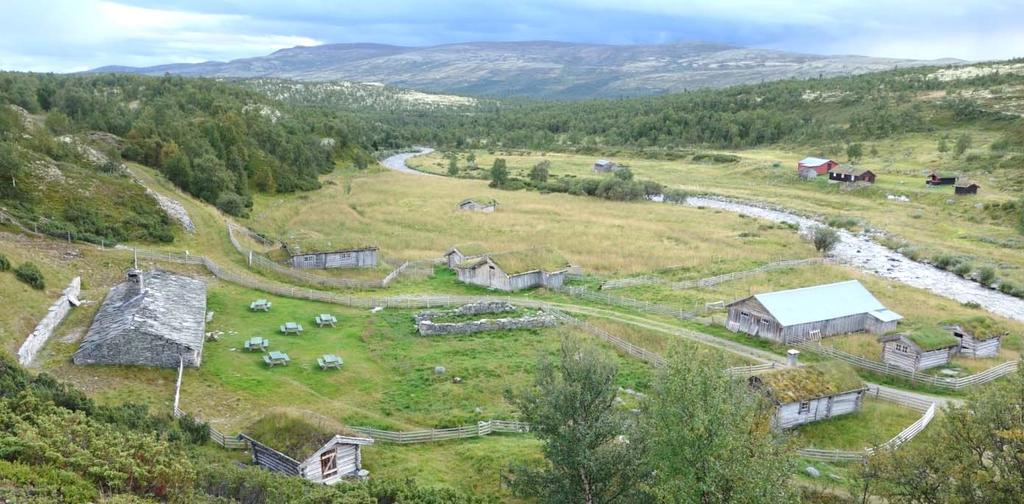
[320,448,337,478]
[304,256,314,263]
[895,343,910,353]
[798,401,811,414]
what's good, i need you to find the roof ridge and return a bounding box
[754,279,859,299]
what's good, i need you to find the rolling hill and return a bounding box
[90,41,962,99]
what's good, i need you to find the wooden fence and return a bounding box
[349,420,530,444]
[600,257,828,290]
[559,286,697,320]
[796,398,937,462]
[797,341,1019,391]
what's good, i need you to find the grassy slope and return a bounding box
[792,398,924,451]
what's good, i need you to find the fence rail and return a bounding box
[349,420,530,444]
[797,341,1018,391]
[560,286,696,320]
[600,257,828,291]
[796,401,937,462]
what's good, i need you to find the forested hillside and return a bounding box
[0,73,373,221]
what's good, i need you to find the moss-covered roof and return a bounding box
[448,242,489,257]
[904,326,960,351]
[488,247,571,275]
[755,363,865,404]
[945,316,1007,342]
[459,197,497,205]
[245,412,360,461]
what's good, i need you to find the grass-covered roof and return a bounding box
[945,316,1008,341]
[904,326,960,351]
[756,363,865,404]
[488,247,570,275]
[449,242,490,257]
[245,412,359,461]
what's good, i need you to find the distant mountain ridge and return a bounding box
[90,41,964,99]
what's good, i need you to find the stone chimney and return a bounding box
[787,349,800,367]
[128,249,145,293]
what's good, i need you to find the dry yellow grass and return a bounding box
[247,168,816,277]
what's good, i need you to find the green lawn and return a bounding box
[791,398,924,451]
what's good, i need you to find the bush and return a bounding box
[933,254,960,270]
[977,266,997,286]
[0,253,9,271]
[215,192,247,216]
[177,413,211,445]
[998,281,1018,295]
[812,226,840,254]
[953,262,973,277]
[826,216,859,230]
[13,262,45,289]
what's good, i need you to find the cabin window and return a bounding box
[340,252,352,258]
[320,448,338,477]
[798,401,811,414]
[895,343,910,353]
[303,256,314,263]
[760,319,772,330]
[739,312,751,324]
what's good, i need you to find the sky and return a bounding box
[2,0,1023,72]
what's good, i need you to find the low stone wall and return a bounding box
[17,276,81,366]
[417,312,559,336]
[414,301,517,324]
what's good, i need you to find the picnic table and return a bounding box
[280,322,303,335]
[317,354,343,370]
[315,313,338,327]
[250,299,272,312]
[244,336,268,352]
[263,351,290,367]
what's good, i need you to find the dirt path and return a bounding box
[379,147,436,175]
[687,196,1024,323]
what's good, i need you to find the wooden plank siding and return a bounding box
[774,390,865,429]
[456,259,567,292]
[288,249,378,269]
[726,297,894,344]
[951,329,1002,358]
[881,339,955,372]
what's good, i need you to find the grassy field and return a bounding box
[791,398,924,451]
[409,133,1024,286]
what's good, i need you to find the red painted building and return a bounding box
[797,157,838,175]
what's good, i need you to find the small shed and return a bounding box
[954,180,979,195]
[798,167,819,180]
[284,244,378,269]
[593,159,618,173]
[749,363,866,429]
[239,413,374,485]
[455,247,571,292]
[74,269,207,368]
[828,165,875,184]
[945,317,1005,358]
[797,157,838,175]
[880,329,960,371]
[926,172,957,185]
[457,198,498,212]
[443,243,489,269]
[726,280,902,344]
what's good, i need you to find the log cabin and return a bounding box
[283,243,379,269]
[926,172,957,185]
[797,157,838,175]
[239,414,374,485]
[593,159,618,172]
[74,269,207,368]
[954,180,980,195]
[457,198,498,212]
[880,329,960,372]
[455,247,571,292]
[945,317,1005,358]
[828,165,876,184]
[749,363,867,429]
[443,243,489,269]
[726,280,902,344]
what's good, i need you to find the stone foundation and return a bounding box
[414,302,557,336]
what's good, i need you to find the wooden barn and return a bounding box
[797,157,838,175]
[284,244,378,269]
[726,280,902,344]
[926,172,957,185]
[828,166,875,184]
[457,198,498,213]
[749,363,866,429]
[880,329,960,371]
[443,243,489,269]
[239,414,374,485]
[593,159,618,172]
[74,269,207,368]
[945,317,1005,358]
[455,248,571,292]
[954,180,980,195]
[798,167,819,180]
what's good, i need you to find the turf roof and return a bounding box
[448,242,490,257]
[945,316,1007,341]
[756,363,865,404]
[488,247,571,275]
[245,412,361,461]
[904,326,960,351]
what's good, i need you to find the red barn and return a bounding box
[798,157,838,175]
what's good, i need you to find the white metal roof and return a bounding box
[751,280,902,327]
[798,157,832,166]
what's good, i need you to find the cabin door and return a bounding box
[320,448,338,479]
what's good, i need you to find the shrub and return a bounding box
[215,192,247,216]
[812,226,840,254]
[826,216,859,230]
[998,281,1018,295]
[0,252,9,272]
[177,413,211,445]
[953,262,973,277]
[933,254,959,270]
[977,266,997,286]
[13,262,45,289]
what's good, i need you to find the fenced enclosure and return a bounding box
[600,257,830,290]
[559,285,697,320]
[797,341,1019,391]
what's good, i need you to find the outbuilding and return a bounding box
[797,157,838,175]
[880,329,960,371]
[455,248,571,292]
[74,269,207,368]
[457,198,498,212]
[954,180,979,195]
[828,166,876,184]
[443,243,489,269]
[749,363,867,429]
[284,244,378,269]
[926,172,957,185]
[593,159,618,173]
[239,413,374,485]
[945,317,1005,358]
[726,280,902,344]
